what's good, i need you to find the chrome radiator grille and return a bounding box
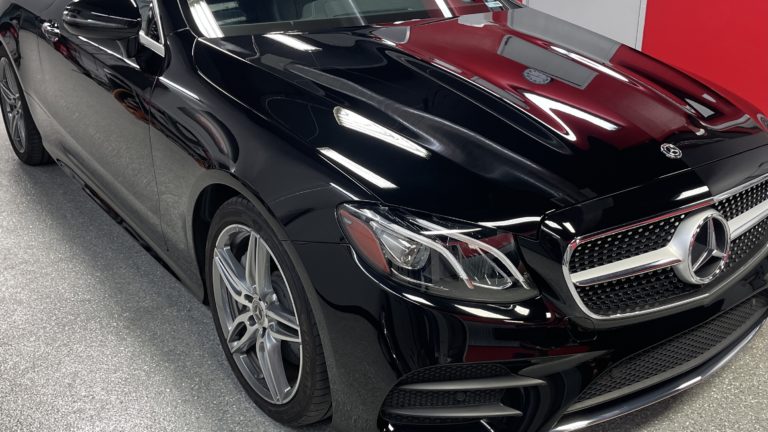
[568,216,684,274]
[715,178,768,220]
[565,176,768,318]
[574,268,699,316]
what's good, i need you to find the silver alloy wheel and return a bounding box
[212,224,303,405]
[0,58,25,153]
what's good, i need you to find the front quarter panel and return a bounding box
[149,30,384,432]
[149,30,375,291]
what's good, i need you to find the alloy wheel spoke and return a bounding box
[245,232,272,298]
[266,303,300,331]
[230,322,260,354]
[226,312,251,345]
[268,326,301,344]
[214,247,254,306]
[9,112,19,141]
[257,332,291,403]
[0,61,10,97]
[15,114,24,144]
[0,79,13,103]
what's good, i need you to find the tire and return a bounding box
[0,49,50,165]
[205,196,332,426]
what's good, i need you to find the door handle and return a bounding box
[41,22,60,42]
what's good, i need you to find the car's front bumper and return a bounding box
[552,315,765,431]
[291,236,768,432]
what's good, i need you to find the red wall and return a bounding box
[643,0,768,114]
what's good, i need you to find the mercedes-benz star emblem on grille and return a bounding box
[661,143,683,159]
[671,209,731,285]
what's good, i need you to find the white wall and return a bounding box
[522,0,647,49]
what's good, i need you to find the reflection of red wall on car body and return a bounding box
[642,0,768,115]
[521,0,767,114]
[388,9,759,153]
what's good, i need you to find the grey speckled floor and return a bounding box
[0,132,766,432]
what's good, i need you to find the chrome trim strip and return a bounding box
[385,404,522,419]
[399,376,546,391]
[551,318,764,432]
[568,200,712,247]
[571,247,682,287]
[729,198,768,239]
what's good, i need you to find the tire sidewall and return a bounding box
[204,197,323,425]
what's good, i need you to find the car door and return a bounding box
[33,0,165,246]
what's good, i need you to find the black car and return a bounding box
[1,0,767,431]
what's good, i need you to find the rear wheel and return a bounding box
[0,51,50,165]
[205,197,332,426]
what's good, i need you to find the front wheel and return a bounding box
[0,51,50,165]
[205,197,332,426]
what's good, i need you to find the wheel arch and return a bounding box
[0,18,22,89]
[187,170,306,303]
[191,182,239,304]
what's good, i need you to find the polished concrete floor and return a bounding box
[0,134,767,432]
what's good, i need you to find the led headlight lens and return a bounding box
[338,204,537,303]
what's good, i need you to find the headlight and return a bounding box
[337,204,537,303]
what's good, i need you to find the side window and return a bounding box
[138,0,165,55]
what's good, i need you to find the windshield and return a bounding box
[184,0,514,37]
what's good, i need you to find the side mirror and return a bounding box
[62,0,141,40]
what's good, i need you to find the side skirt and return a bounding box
[55,158,206,301]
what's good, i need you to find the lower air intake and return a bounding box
[381,363,544,426]
[573,293,768,408]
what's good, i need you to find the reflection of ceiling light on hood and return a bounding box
[373,26,411,45]
[684,98,716,118]
[435,0,453,18]
[550,46,629,83]
[189,0,224,37]
[334,107,430,158]
[701,114,753,131]
[480,217,540,228]
[514,305,530,316]
[264,33,321,52]
[457,13,494,27]
[673,186,710,201]
[318,148,398,189]
[524,92,619,141]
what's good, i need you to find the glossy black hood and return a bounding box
[192,7,768,228]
